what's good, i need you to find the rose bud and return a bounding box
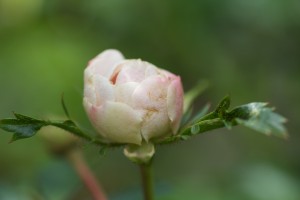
[83,49,184,147]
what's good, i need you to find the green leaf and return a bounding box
[161,96,288,144]
[0,115,46,142]
[183,80,209,113]
[215,95,230,117]
[229,103,288,138]
[0,113,126,148]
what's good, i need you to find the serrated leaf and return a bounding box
[163,97,288,144]
[230,103,288,138]
[0,114,98,144]
[215,95,230,117]
[0,117,46,142]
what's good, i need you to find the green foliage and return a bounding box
[161,96,288,144]
[0,96,288,146]
[232,103,288,138]
[0,113,45,142]
[0,113,95,144]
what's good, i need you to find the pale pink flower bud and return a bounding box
[83,49,184,145]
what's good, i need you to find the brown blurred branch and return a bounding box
[67,149,108,200]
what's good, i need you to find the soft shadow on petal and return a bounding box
[92,75,115,107]
[167,76,184,134]
[93,101,143,145]
[115,82,139,107]
[140,108,171,142]
[83,85,97,105]
[132,75,172,141]
[132,75,168,111]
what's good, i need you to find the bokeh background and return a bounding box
[0,0,300,199]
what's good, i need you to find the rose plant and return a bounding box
[0,49,288,200]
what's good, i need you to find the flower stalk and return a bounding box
[140,163,154,200]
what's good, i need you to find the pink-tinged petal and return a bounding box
[159,68,177,80]
[113,60,159,84]
[115,82,139,107]
[84,85,97,105]
[91,75,115,107]
[83,98,99,133]
[145,63,159,77]
[86,49,124,78]
[93,102,143,144]
[132,75,169,111]
[132,75,172,141]
[139,108,171,141]
[83,99,109,140]
[167,76,184,134]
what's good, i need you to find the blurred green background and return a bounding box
[0,0,300,199]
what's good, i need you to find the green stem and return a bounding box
[140,163,154,200]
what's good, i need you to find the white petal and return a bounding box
[159,68,177,79]
[167,77,184,134]
[93,101,143,144]
[86,49,124,78]
[132,75,168,110]
[84,85,97,105]
[132,75,171,140]
[145,63,159,77]
[115,82,139,107]
[92,75,115,107]
[113,60,159,84]
[140,108,171,141]
[83,98,104,136]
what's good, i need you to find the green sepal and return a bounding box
[61,93,71,119]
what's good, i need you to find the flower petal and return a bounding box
[85,49,124,79]
[84,85,96,105]
[167,76,184,134]
[132,75,168,110]
[115,82,139,107]
[91,75,115,107]
[114,59,159,84]
[139,108,171,141]
[93,101,143,145]
[132,75,171,140]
